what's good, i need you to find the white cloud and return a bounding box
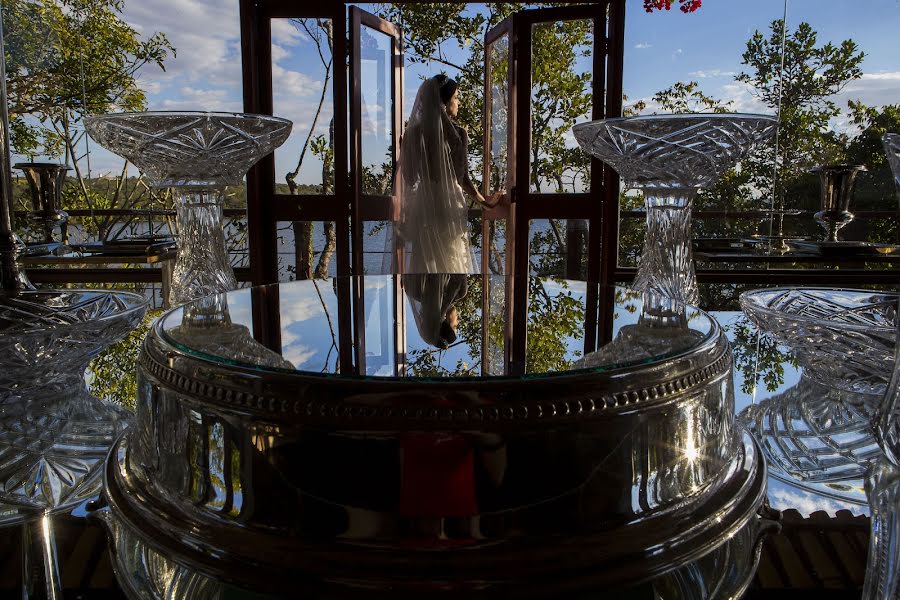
[834,71,900,111]
[634,42,653,49]
[271,18,308,47]
[717,81,769,114]
[121,0,243,94]
[689,69,737,79]
[272,64,322,99]
[672,48,683,60]
[159,87,240,112]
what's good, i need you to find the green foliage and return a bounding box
[88,308,161,409]
[738,21,864,190]
[5,0,174,158]
[727,316,794,395]
[651,81,733,115]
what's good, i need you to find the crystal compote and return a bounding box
[573,114,777,304]
[85,112,292,305]
[0,290,146,519]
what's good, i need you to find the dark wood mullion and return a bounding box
[594,0,620,348]
[508,11,534,376]
[240,0,276,286]
[332,6,352,278]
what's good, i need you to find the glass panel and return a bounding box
[528,218,589,279]
[271,18,335,194]
[275,221,338,281]
[363,220,394,274]
[360,26,395,196]
[530,19,593,194]
[487,33,511,197]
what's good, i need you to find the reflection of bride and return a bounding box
[403,273,467,349]
[395,74,496,274]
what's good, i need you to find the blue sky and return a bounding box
[19,0,899,185]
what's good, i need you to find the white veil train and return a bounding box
[392,76,474,275]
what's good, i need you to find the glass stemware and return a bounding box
[574,114,777,304]
[85,112,292,305]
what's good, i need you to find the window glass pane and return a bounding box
[487,33,510,197]
[272,18,335,195]
[530,19,593,194]
[360,26,395,195]
[275,220,338,281]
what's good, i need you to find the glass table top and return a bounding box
[159,275,717,379]
[0,276,879,597]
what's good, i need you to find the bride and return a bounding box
[395,74,497,275]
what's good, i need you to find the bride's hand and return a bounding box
[480,192,500,209]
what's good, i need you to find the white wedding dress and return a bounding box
[394,77,475,275]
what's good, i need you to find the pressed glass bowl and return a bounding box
[0,290,147,514]
[740,287,897,395]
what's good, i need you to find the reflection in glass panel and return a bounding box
[485,219,507,275]
[275,221,338,281]
[271,18,335,194]
[363,220,394,274]
[529,218,589,279]
[360,27,394,195]
[488,33,510,196]
[277,280,342,373]
[530,20,593,194]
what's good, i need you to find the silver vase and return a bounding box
[14,162,70,245]
[812,164,866,242]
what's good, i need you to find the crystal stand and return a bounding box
[85,112,292,305]
[574,114,777,304]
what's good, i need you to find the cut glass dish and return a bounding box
[0,290,146,519]
[740,287,897,396]
[85,112,292,305]
[574,114,777,304]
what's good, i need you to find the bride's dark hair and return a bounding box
[433,74,458,105]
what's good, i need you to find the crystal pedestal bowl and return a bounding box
[0,290,146,519]
[100,277,768,594]
[85,111,292,305]
[740,287,897,396]
[573,114,777,304]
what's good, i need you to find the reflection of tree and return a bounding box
[403,276,585,376]
[726,315,795,395]
[88,309,162,409]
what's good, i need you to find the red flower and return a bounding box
[643,0,702,13]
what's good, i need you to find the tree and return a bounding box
[737,21,865,203]
[4,0,174,236]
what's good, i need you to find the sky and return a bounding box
[14,0,900,186]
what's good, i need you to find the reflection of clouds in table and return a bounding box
[283,343,317,367]
[280,284,337,323]
[768,480,867,517]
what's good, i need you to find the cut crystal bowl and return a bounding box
[572,113,777,189]
[84,111,292,188]
[740,287,897,395]
[0,290,147,515]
